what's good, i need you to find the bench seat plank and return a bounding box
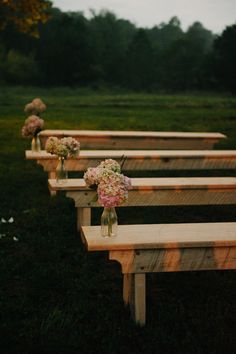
[26,149,236,171]
[49,176,236,192]
[39,130,226,150]
[81,222,236,251]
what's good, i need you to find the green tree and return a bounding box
[89,10,136,86]
[161,22,214,90]
[148,17,184,52]
[0,0,52,37]
[147,17,184,89]
[4,49,39,84]
[37,10,93,85]
[213,24,236,92]
[186,21,214,53]
[125,29,154,90]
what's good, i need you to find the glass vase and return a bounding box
[31,134,41,152]
[101,207,118,238]
[56,157,68,184]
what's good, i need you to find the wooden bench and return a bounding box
[81,222,236,326]
[26,149,236,175]
[39,129,226,150]
[48,177,236,230]
[26,150,236,195]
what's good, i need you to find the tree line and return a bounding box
[0,6,236,92]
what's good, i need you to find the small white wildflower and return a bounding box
[1,218,7,223]
[8,217,14,223]
[13,237,19,242]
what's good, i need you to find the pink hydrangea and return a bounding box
[84,159,132,207]
[45,136,80,158]
[24,98,46,115]
[83,167,102,187]
[21,115,44,138]
[60,137,80,157]
[97,170,131,207]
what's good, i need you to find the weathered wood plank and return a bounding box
[49,176,236,192]
[49,177,236,209]
[81,222,236,251]
[39,129,226,150]
[26,149,236,171]
[110,247,236,273]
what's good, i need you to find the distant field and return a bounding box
[1,86,236,149]
[0,86,235,354]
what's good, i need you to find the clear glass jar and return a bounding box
[101,207,118,238]
[31,134,41,152]
[56,157,68,184]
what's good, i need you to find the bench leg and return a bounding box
[125,273,146,326]
[123,273,133,306]
[134,274,146,326]
[77,207,91,230]
[49,171,57,196]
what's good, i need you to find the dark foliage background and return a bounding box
[0,7,236,92]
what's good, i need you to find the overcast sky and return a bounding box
[52,0,236,34]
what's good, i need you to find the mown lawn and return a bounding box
[0,86,236,354]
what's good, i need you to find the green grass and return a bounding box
[0,86,235,354]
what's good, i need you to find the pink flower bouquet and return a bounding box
[21,115,44,138]
[24,98,46,116]
[45,136,80,158]
[84,159,131,207]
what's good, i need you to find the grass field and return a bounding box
[0,86,236,354]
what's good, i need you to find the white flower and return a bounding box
[98,159,121,173]
[1,217,14,223]
[45,136,60,154]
